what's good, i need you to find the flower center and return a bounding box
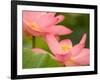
[61,44,72,52]
[31,22,40,31]
[25,20,40,31]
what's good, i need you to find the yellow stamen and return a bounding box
[25,20,40,31]
[61,44,72,52]
[31,23,40,31]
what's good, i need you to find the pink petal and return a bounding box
[47,12,56,17]
[65,60,80,66]
[55,15,64,24]
[45,34,63,55]
[79,33,87,44]
[23,11,49,31]
[70,43,85,57]
[54,53,71,63]
[55,35,60,41]
[32,48,48,54]
[70,33,87,57]
[23,11,47,23]
[73,48,90,65]
[44,25,72,35]
[23,24,42,36]
[60,39,72,46]
[37,13,57,28]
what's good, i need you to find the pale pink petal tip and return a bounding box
[79,33,87,44]
[56,15,64,24]
[32,48,48,54]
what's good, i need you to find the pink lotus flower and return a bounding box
[23,11,72,36]
[32,33,90,66]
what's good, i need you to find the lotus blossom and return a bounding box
[32,33,90,66]
[23,11,72,36]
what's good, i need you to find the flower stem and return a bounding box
[32,36,35,48]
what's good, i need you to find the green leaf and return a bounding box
[23,48,63,69]
[35,37,50,51]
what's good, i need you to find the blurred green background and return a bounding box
[22,12,89,69]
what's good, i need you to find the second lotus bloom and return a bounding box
[23,11,72,36]
[32,33,90,66]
